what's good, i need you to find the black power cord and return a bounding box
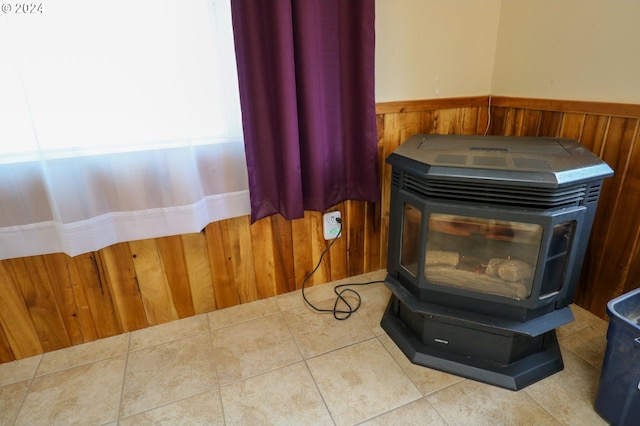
[301,217,385,320]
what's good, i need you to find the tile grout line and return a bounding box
[300,359,337,426]
[372,332,472,424]
[278,289,338,425]
[114,332,132,426]
[367,334,434,420]
[117,326,221,422]
[10,354,43,426]
[206,309,228,426]
[291,280,419,424]
[115,322,223,424]
[127,329,211,355]
[25,335,130,381]
[209,298,281,333]
[521,386,563,425]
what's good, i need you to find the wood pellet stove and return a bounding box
[381,134,613,390]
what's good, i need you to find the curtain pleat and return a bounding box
[231,0,380,222]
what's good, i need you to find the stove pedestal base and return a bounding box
[381,295,564,391]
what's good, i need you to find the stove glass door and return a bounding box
[400,204,422,277]
[424,214,542,299]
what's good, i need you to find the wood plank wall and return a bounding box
[1,95,639,364]
[487,97,640,318]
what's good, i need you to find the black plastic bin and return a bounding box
[594,287,640,425]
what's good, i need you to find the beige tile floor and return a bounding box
[0,270,611,425]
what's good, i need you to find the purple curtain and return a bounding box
[230,0,380,222]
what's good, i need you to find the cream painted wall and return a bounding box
[374,0,501,102]
[492,0,640,104]
[376,0,640,104]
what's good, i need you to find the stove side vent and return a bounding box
[585,183,603,204]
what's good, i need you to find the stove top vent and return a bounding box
[387,134,614,189]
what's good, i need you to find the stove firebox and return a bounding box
[381,134,613,390]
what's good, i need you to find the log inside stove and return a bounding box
[423,250,533,299]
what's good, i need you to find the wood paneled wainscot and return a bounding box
[1,95,639,363]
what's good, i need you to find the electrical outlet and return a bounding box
[323,211,342,240]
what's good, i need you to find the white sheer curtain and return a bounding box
[0,0,250,260]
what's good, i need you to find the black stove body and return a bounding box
[381,134,613,390]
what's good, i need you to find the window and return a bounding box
[0,0,249,260]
